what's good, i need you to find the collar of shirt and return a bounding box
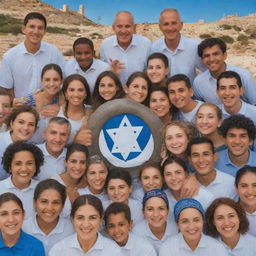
[122,233,134,250]
[42,142,67,160]
[0,230,26,249]
[20,41,45,55]
[179,233,207,250]
[161,34,185,53]
[74,58,96,73]
[113,35,137,50]
[220,100,244,117]
[6,176,37,191]
[247,210,256,216]
[225,148,253,167]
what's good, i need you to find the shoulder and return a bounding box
[228,65,252,77]
[134,34,151,43]
[194,70,210,83]
[159,234,180,253]
[21,231,45,252]
[101,35,116,45]
[41,41,60,51]
[3,43,23,58]
[152,37,165,48]
[132,219,147,233]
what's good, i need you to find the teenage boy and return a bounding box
[187,137,237,200]
[215,114,256,177]
[167,74,204,123]
[0,12,65,97]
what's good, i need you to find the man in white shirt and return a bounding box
[193,37,256,105]
[37,117,71,180]
[100,11,151,84]
[0,12,65,97]
[151,8,205,82]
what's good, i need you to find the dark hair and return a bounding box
[24,12,47,28]
[92,71,125,110]
[5,104,39,128]
[196,103,222,120]
[41,63,63,80]
[147,52,169,68]
[106,169,132,188]
[219,114,256,141]
[162,156,188,176]
[73,37,94,52]
[65,143,89,163]
[126,72,152,105]
[139,161,162,181]
[167,74,192,89]
[62,74,91,117]
[0,192,24,213]
[205,197,249,237]
[187,136,215,156]
[71,194,103,218]
[47,116,71,135]
[2,141,44,177]
[104,202,131,226]
[235,165,256,188]
[198,38,227,58]
[34,179,66,206]
[217,71,242,89]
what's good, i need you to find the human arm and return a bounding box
[180,174,199,198]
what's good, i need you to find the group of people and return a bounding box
[0,7,256,256]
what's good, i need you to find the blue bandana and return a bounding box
[142,189,169,208]
[174,198,204,222]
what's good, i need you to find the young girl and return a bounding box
[92,71,125,110]
[79,154,109,203]
[131,161,164,202]
[59,74,92,143]
[105,202,157,255]
[0,88,12,132]
[146,53,169,86]
[205,197,256,255]
[162,156,214,215]
[0,141,44,219]
[132,189,178,253]
[196,103,226,152]
[51,144,88,217]
[0,105,39,180]
[125,72,152,105]
[23,179,74,255]
[149,85,177,124]
[0,192,45,255]
[159,198,228,255]
[235,166,256,236]
[104,169,143,225]
[49,195,122,255]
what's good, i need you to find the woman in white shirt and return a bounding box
[205,197,256,255]
[49,194,122,256]
[23,179,74,255]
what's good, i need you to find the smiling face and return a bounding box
[147,58,168,84]
[168,81,193,111]
[143,197,168,229]
[98,76,118,101]
[126,77,148,103]
[140,167,163,192]
[107,179,132,204]
[213,204,240,241]
[237,172,256,212]
[0,95,12,126]
[11,151,36,189]
[149,91,171,119]
[74,44,94,71]
[41,69,62,96]
[10,112,37,142]
[86,163,108,194]
[163,162,187,191]
[106,212,131,246]
[0,200,24,240]
[22,18,46,47]
[35,189,63,225]
[72,204,101,242]
[196,105,221,136]
[164,125,189,156]
[65,151,87,180]
[178,208,203,247]
[65,80,87,106]
[112,12,135,49]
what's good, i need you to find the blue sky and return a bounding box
[43,0,256,25]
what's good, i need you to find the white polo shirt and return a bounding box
[100,34,151,85]
[49,232,122,256]
[36,143,66,181]
[246,211,256,237]
[132,219,178,253]
[0,177,38,219]
[78,186,108,204]
[151,35,205,82]
[0,41,65,97]
[64,58,109,93]
[23,216,74,256]
[193,64,256,105]
[159,233,228,256]
[120,232,157,256]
